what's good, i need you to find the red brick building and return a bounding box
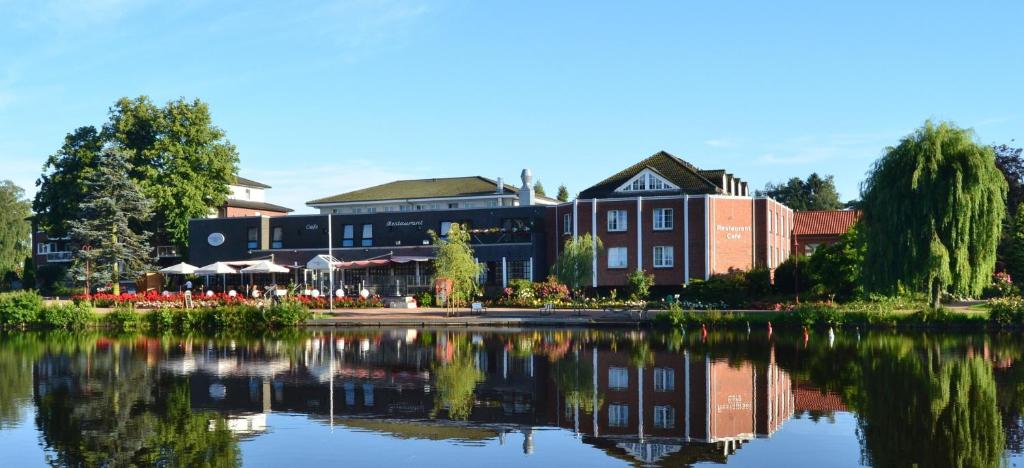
[792,210,861,256]
[547,151,794,287]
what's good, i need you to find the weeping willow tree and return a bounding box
[552,233,602,300]
[861,121,1006,307]
[429,223,483,307]
[430,345,484,420]
[553,351,604,415]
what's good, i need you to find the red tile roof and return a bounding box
[794,384,848,413]
[793,210,861,236]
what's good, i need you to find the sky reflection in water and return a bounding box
[0,328,1023,467]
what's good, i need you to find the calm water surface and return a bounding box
[1,327,1022,467]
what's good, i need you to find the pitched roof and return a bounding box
[306,176,519,205]
[224,199,293,213]
[793,210,861,236]
[233,175,271,189]
[577,151,722,199]
[794,384,848,413]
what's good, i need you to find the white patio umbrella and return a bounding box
[195,262,239,292]
[158,262,198,275]
[241,261,289,292]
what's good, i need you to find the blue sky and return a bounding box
[1,0,1021,213]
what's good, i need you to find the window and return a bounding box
[607,210,627,232]
[804,243,821,256]
[609,367,629,389]
[342,224,354,247]
[653,246,674,268]
[448,203,459,209]
[620,171,675,192]
[400,205,412,212]
[156,245,179,258]
[37,242,51,255]
[271,227,283,249]
[244,188,251,200]
[654,405,676,429]
[653,367,675,392]
[367,207,377,214]
[609,404,629,427]
[353,208,363,214]
[361,224,373,247]
[563,213,572,235]
[768,209,773,233]
[247,227,258,249]
[607,247,628,269]
[653,208,673,230]
[768,245,774,268]
[440,221,453,237]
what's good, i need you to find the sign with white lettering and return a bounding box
[386,220,424,227]
[207,232,225,247]
[305,224,319,230]
[716,225,751,240]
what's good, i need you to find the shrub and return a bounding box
[39,302,94,330]
[773,256,812,295]
[982,272,1017,299]
[683,270,749,306]
[0,291,44,329]
[989,296,1024,326]
[533,276,569,302]
[627,270,655,302]
[103,306,143,332]
[416,291,434,307]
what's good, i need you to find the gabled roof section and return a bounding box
[578,151,722,199]
[233,176,271,189]
[307,176,519,206]
[793,210,861,236]
[225,199,293,213]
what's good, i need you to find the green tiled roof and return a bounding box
[307,176,519,205]
[234,175,271,189]
[578,151,722,199]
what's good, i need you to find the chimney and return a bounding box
[496,177,504,194]
[519,169,535,206]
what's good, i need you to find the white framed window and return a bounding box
[768,245,774,268]
[617,169,678,193]
[653,208,673,230]
[607,210,627,232]
[607,247,628,269]
[609,367,629,389]
[653,246,674,268]
[343,224,354,247]
[448,203,459,209]
[804,243,820,256]
[653,367,675,391]
[361,224,373,247]
[157,245,179,258]
[563,213,572,235]
[400,205,412,212]
[37,242,52,255]
[609,404,629,427]
[654,405,675,429]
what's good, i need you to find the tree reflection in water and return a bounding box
[3,329,1024,467]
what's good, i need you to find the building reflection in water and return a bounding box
[30,330,823,466]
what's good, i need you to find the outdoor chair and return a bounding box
[539,303,555,316]
[471,302,486,315]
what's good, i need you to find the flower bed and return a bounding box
[74,291,384,309]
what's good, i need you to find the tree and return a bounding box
[861,121,1006,307]
[557,184,570,202]
[533,181,546,197]
[993,144,1024,219]
[21,257,35,290]
[35,97,239,249]
[0,181,31,275]
[69,148,153,295]
[429,223,483,307]
[104,96,238,247]
[1004,204,1024,286]
[758,173,842,211]
[626,269,654,302]
[33,127,104,236]
[552,234,602,299]
[807,223,866,300]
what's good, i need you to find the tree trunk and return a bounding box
[930,281,942,310]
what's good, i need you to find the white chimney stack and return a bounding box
[519,169,535,206]
[496,177,504,194]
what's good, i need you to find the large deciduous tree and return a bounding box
[69,149,154,295]
[758,173,842,211]
[860,121,1006,307]
[34,96,239,249]
[0,181,32,275]
[552,233,602,299]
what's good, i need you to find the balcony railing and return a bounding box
[46,251,73,262]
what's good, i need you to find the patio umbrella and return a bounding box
[241,261,289,291]
[158,262,198,275]
[196,262,239,292]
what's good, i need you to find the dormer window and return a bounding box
[617,169,677,193]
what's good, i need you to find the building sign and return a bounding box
[716,224,751,240]
[386,220,424,227]
[207,232,225,247]
[305,224,319,230]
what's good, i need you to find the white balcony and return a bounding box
[46,251,73,262]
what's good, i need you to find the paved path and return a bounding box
[307,307,653,327]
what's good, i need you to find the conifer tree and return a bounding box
[861,121,1006,307]
[533,181,546,197]
[69,148,153,295]
[556,184,570,202]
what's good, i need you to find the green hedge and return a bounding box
[653,301,990,329]
[132,302,313,333]
[0,291,95,330]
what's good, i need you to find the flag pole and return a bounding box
[328,213,334,312]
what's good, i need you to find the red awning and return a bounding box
[331,256,432,270]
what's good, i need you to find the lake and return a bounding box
[0,327,1021,467]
